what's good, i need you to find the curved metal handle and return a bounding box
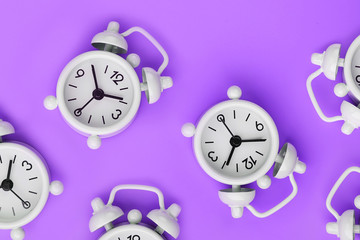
[326,167,360,220]
[306,68,343,123]
[107,184,165,210]
[121,27,169,75]
[246,174,298,218]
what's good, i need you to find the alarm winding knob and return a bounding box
[147,203,181,238]
[89,198,124,232]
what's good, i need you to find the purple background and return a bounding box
[0,0,360,239]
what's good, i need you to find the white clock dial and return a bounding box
[350,47,360,90]
[0,145,46,224]
[194,100,279,185]
[63,56,135,128]
[99,225,163,240]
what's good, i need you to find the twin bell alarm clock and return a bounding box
[307,35,360,134]
[0,119,63,240]
[182,86,306,218]
[89,184,181,240]
[326,167,360,240]
[44,21,173,149]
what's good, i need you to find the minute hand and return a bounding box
[103,94,124,101]
[241,139,267,143]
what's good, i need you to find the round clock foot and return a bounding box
[181,123,195,137]
[50,180,64,195]
[44,96,58,110]
[10,228,25,240]
[87,135,102,149]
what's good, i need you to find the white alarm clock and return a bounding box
[326,167,360,240]
[307,35,360,135]
[44,21,173,149]
[0,119,63,240]
[89,184,181,240]
[182,86,306,218]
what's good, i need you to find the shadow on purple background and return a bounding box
[0,0,360,239]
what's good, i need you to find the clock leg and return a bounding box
[87,135,102,149]
[10,227,25,240]
[44,95,58,110]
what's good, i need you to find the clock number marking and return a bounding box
[0,155,2,164]
[356,65,360,68]
[12,207,15,216]
[208,151,218,162]
[29,177,38,181]
[221,161,226,169]
[102,116,106,125]
[356,75,360,85]
[75,69,85,78]
[67,98,77,102]
[208,126,216,132]
[88,115,92,124]
[112,109,122,120]
[242,156,257,170]
[29,191,37,195]
[127,235,140,240]
[104,65,108,73]
[205,141,214,144]
[68,84,77,88]
[245,113,251,121]
[111,71,124,85]
[12,155,16,164]
[255,151,264,156]
[255,121,264,131]
[120,87,128,91]
[22,161,32,171]
[236,163,239,172]
[233,110,236,119]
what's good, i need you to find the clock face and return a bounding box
[58,51,141,135]
[194,100,279,185]
[0,143,48,226]
[99,225,163,240]
[350,46,360,90]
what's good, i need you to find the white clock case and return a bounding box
[56,50,141,138]
[0,120,63,240]
[0,142,51,230]
[193,99,279,186]
[307,35,360,135]
[182,86,306,218]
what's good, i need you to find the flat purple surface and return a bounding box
[0,0,360,239]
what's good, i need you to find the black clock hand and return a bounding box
[217,114,234,137]
[6,160,13,180]
[74,97,95,116]
[241,139,267,143]
[10,189,31,209]
[103,93,124,101]
[91,64,99,90]
[226,146,236,166]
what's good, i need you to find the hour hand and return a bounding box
[217,114,234,136]
[241,139,267,143]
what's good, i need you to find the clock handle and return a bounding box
[107,184,165,210]
[121,27,169,75]
[306,68,344,123]
[245,173,298,218]
[326,167,360,221]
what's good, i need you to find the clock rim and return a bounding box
[0,142,50,229]
[193,99,279,186]
[56,50,142,137]
[98,224,164,240]
[344,35,360,101]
